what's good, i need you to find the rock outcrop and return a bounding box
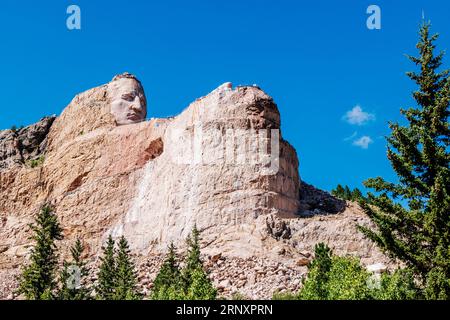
[0,74,389,299]
[0,116,55,170]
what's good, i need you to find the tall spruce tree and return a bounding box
[96,235,116,300]
[114,236,140,300]
[359,22,450,299]
[151,242,183,299]
[351,188,364,202]
[58,238,90,300]
[17,206,63,300]
[181,225,217,300]
[331,184,345,198]
[182,225,202,289]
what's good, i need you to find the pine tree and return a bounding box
[96,235,116,300]
[331,184,345,198]
[359,22,450,299]
[114,236,140,300]
[186,268,217,300]
[351,188,364,202]
[181,225,217,300]
[17,206,63,300]
[58,238,90,300]
[151,242,183,299]
[182,225,203,289]
[344,185,352,201]
[300,243,332,299]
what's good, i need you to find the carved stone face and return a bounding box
[108,78,147,125]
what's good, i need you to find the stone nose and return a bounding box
[131,97,143,112]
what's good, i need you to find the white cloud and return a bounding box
[343,105,375,125]
[343,131,358,141]
[353,136,373,149]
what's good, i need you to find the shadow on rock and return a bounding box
[297,181,346,217]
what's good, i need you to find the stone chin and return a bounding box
[107,73,147,126]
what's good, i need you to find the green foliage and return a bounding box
[96,235,140,300]
[351,188,364,202]
[58,239,90,300]
[114,236,140,300]
[331,184,366,202]
[230,292,249,300]
[96,235,117,300]
[304,242,332,299]
[359,22,450,300]
[151,243,183,300]
[181,225,217,300]
[298,243,371,300]
[152,285,187,300]
[272,291,298,300]
[424,267,450,300]
[373,268,422,300]
[151,225,217,300]
[182,225,202,289]
[283,243,422,300]
[27,156,45,168]
[17,206,63,300]
[324,256,372,300]
[331,184,345,198]
[185,268,217,300]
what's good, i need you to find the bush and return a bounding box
[27,156,45,168]
[294,242,422,300]
[374,268,422,300]
[323,256,372,300]
[272,291,298,300]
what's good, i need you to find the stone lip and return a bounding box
[0,116,56,170]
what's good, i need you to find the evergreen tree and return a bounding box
[359,22,450,299]
[96,235,116,300]
[182,225,203,289]
[150,226,216,300]
[17,206,63,300]
[186,268,217,300]
[344,185,352,201]
[181,225,217,300]
[332,185,366,201]
[114,236,140,300]
[300,243,332,299]
[351,188,364,202]
[331,184,345,198]
[151,242,183,299]
[58,238,90,300]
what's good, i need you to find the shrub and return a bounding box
[27,156,45,168]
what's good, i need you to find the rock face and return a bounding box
[0,74,389,299]
[0,116,55,170]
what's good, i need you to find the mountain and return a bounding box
[0,73,389,299]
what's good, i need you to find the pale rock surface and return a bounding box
[0,74,390,299]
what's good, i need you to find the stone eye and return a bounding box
[122,93,134,102]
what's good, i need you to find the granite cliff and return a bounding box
[0,74,389,299]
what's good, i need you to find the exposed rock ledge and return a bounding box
[0,116,55,170]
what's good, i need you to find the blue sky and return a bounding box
[1,0,449,192]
